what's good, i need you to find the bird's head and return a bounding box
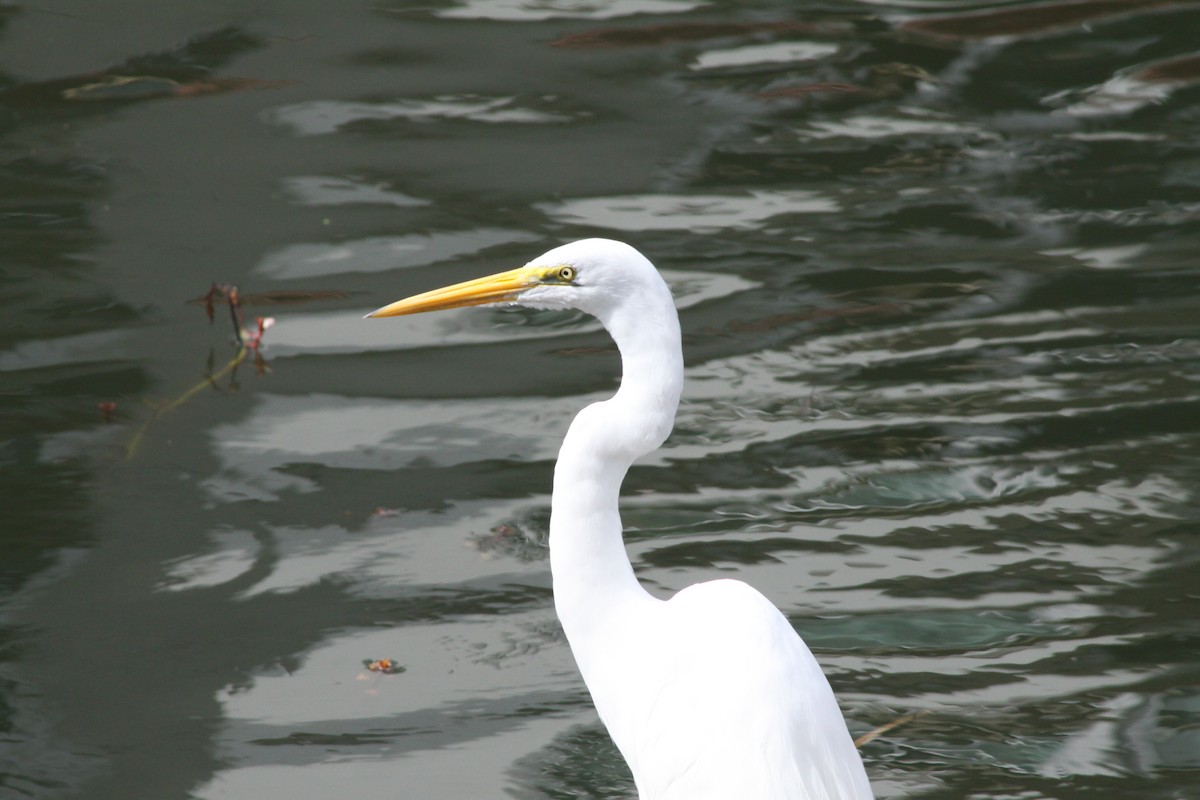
[366,238,662,321]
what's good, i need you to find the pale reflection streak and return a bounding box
[195,711,589,800]
[689,41,841,71]
[795,113,990,141]
[282,175,430,208]
[205,392,582,495]
[254,228,538,280]
[539,189,839,231]
[265,95,575,136]
[0,328,133,372]
[217,612,571,724]
[195,615,587,798]
[435,0,705,21]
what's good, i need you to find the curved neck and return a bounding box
[548,282,683,663]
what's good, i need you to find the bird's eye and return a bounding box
[557,266,577,283]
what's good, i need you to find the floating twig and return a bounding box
[854,710,926,749]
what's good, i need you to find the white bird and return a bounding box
[368,238,874,800]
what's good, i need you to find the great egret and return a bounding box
[368,239,873,800]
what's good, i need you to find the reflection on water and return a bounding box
[254,228,537,279]
[2,1,1199,799]
[282,176,430,209]
[266,95,578,136]
[539,190,840,230]
[434,0,706,21]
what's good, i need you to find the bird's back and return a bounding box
[587,578,873,800]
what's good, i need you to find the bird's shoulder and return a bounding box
[668,576,778,610]
[667,578,795,637]
[659,578,824,679]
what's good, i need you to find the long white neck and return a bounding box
[548,279,683,672]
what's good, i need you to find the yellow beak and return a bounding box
[366,266,540,318]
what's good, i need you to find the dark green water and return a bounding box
[2,1,1198,798]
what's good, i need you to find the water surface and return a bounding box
[2,1,1198,798]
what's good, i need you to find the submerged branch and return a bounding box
[124,344,250,460]
[123,283,276,460]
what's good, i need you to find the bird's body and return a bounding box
[369,239,873,800]
[566,575,872,799]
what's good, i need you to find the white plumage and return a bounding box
[369,238,874,800]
